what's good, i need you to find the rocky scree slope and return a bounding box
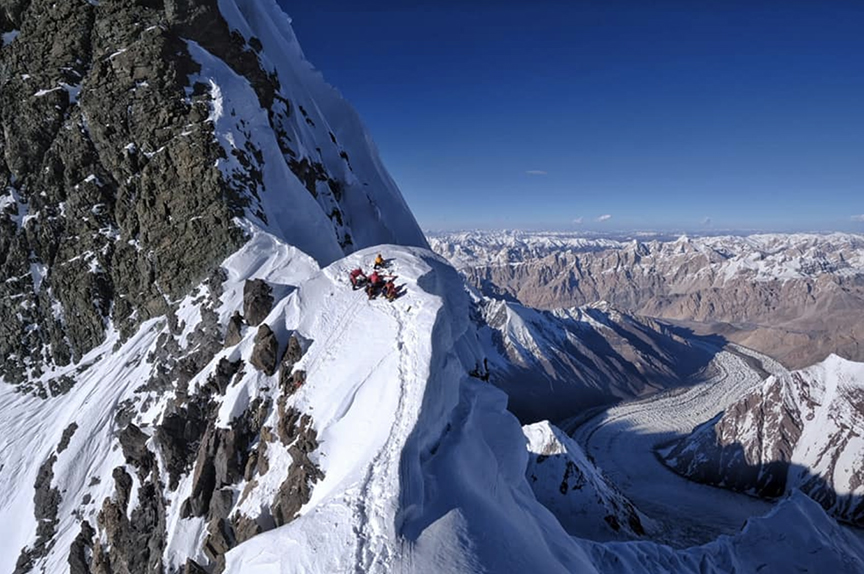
[660,354,864,526]
[0,0,425,387]
[431,231,864,368]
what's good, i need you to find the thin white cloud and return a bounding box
[572,217,584,225]
[525,170,548,176]
[701,217,712,226]
[596,214,612,222]
[852,214,864,222]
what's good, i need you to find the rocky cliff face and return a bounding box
[0,0,425,387]
[659,355,864,526]
[431,231,864,368]
[1,1,428,572]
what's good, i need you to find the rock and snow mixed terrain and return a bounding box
[568,345,785,547]
[660,354,864,526]
[3,1,864,574]
[431,230,864,368]
[0,0,426,387]
[524,421,652,542]
[477,298,719,422]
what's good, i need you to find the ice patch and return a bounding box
[30,262,46,294]
[1,30,19,46]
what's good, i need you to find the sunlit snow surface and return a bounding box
[3,0,864,571]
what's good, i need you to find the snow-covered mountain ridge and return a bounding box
[0,0,425,387]
[3,1,864,573]
[430,230,864,279]
[477,298,720,422]
[661,354,864,526]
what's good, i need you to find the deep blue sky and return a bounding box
[279,1,864,232]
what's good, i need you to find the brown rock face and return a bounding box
[224,310,245,347]
[660,358,864,526]
[250,324,278,375]
[271,411,324,526]
[0,0,256,384]
[243,279,273,326]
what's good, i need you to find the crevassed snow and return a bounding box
[567,345,784,547]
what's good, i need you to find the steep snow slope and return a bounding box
[478,298,719,422]
[661,354,864,526]
[215,0,427,252]
[524,421,652,542]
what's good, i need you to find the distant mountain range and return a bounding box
[431,230,864,368]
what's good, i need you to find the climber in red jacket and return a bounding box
[349,268,367,290]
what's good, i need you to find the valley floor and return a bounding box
[566,346,787,547]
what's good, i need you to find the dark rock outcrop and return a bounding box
[224,310,244,347]
[14,453,61,574]
[57,422,78,453]
[184,558,209,574]
[156,397,215,491]
[203,518,236,573]
[278,332,307,396]
[182,398,269,519]
[119,423,153,472]
[271,410,323,526]
[250,324,278,376]
[112,467,134,511]
[95,476,167,574]
[201,357,243,396]
[243,279,273,326]
[231,514,263,544]
[67,521,95,574]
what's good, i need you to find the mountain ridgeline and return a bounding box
[430,230,864,369]
[3,2,864,574]
[0,0,425,387]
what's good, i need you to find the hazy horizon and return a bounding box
[423,223,864,237]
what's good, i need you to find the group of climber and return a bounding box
[348,253,403,302]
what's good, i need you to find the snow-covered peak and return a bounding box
[430,230,864,282]
[524,421,652,541]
